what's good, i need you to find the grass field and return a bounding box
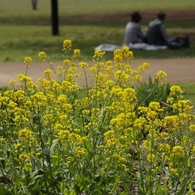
[0,0,195,62]
[1,0,195,14]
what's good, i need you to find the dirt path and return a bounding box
[72,9,195,22]
[0,58,195,87]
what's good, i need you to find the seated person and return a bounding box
[146,12,190,48]
[123,11,146,46]
[146,12,168,46]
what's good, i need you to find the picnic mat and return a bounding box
[94,43,167,52]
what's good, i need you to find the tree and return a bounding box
[32,0,38,10]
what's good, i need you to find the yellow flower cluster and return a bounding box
[73,49,81,58]
[153,70,167,84]
[62,39,72,52]
[171,145,185,158]
[93,49,105,61]
[38,51,47,59]
[23,56,32,64]
[1,40,195,194]
[44,69,52,80]
[18,129,34,143]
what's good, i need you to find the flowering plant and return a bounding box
[0,40,195,195]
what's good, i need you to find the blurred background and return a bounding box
[0,0,195,61]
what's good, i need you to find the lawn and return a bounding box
[1,0,195,14]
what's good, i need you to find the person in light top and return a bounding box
[123,11,146,46]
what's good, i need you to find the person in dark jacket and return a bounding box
[146,12,190,48]
[146,12,168,46]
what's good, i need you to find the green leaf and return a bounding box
[85,140,92,153]
[70,189,76,195]
[0,183,8,195]
[0,158,5,169]
[42,148,50,163]
[60,182,68,194]
[50,139,58,155]
[94,155,99,163]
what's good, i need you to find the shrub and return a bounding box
[0,40,195,195]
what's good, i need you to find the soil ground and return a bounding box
[0,58,194,87]
[75,9,195,22]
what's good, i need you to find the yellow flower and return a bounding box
[17,74,32,82]
[189,124,195,132]
[170,85,183,96]
[57,94,67,103]
[51,155,58,159]
[133,117,147,130]
[131,69,138,75]
[53,123,63,132]
[66,156,74,164]
[154,70,167,83]
[18,129,34,143]
[159,143,170,153]
[61,81,72,89]
[104,130,115,139]
[68,133,82,144]
[121,46,134,60]
[62,103,73,112]
[58,130,69,139]
[19,153,30,161]
[114,54,123,62]
[44,69,52,79]
[9,79,15,87]
[166,97,174,104]
[59,114,68,121]
[137,65,144,72]
[142,62,150,69]
[163,115,179,130]
[125,51,134,59]
[79,62,88,70]
[146,153,156,162]
[73,49,81,57]
[173,100,192,113]
[121,46,129,53]
[57,65,63,72]
[74,147,86,157]
[82,109,90,115]
[134,75,142,82]
[149,102,162,111]
[171,145,184,158]
[63,59,71,66]
[62,39,72,52]
[66,73,74,80]
[0,138,6,143]
[14,143,22,150]
[113,153,126,162]
[38,51,47,59]
[24,56,32,64]
[93,50,105,61]
[106,138,117,147]
[192,145,195,153]
[114,49,122,56]
[169,168,179,177]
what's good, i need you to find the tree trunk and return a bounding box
[32,0,38,10]
[51,0,59,35]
